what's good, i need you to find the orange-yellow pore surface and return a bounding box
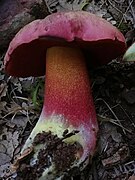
[44,46,97,129]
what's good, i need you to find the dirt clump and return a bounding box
[16,130,82,179]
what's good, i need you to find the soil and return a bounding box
[16,130,82,180]
[91,62,135,180]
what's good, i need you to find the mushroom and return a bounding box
[123,42,135,61]
[4,11,126,179]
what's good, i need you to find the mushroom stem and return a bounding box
[21,46,98,179]
[45,46,97,127]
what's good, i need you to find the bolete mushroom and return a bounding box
[4,11,126,179]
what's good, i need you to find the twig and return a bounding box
[107,0,124,16]
[43,0,53,13]
[102,103,135,128]
[96,98,128,134]
[97,114,132,133]
[113,0,125,3]
[129,0,135,26]
[118,0,134,27]
[12,96,29,101]
[117,104,135,128]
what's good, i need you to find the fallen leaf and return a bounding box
[0,83,8,100]
[0,153,11,165]
[123,89,135,104]
[102,145,129,167]
[11,146,33,172]
[129,175,135,180]
[97,122,122,154]
[45,0,91,12]
[0,163,11,178]
[0,143,7,153]
[0,101,7,116]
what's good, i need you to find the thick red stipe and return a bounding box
[45,47,97,128]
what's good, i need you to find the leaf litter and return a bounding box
[1,0,135,179]
[0,53,44,179]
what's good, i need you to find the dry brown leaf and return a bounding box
[98,123,122,154]
[11,146,33,172]
[102,145,129,167]
[0,130,19,158]
[0,162,11,178]
[129,175,135,180]
[0,101,7,114]
[0,83,8,100]
[0,153,11,166]
[45,0,90,12]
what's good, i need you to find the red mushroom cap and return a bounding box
[4,11,126,77]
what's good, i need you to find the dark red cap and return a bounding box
[4,11,126,77]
